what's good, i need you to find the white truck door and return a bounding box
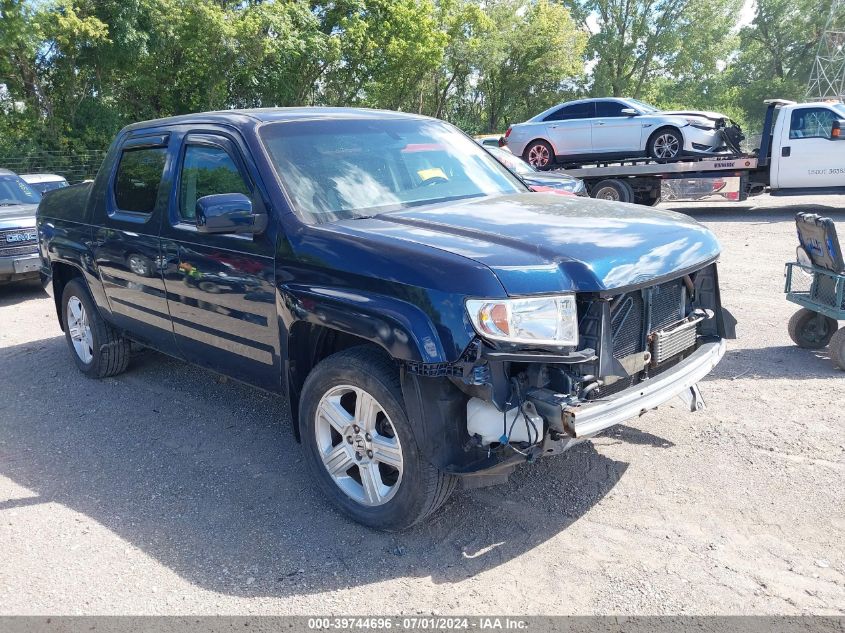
[774,105,845,189]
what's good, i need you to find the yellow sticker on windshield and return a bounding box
[417,168,447,182]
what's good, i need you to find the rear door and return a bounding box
[92,133,176,350]
[591,100,644,154]
[775,106,845,189]
[159,129,280,390]
[544,102,594,156]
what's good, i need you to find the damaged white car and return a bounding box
[504,97,745,168]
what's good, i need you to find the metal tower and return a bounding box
[807,0,845,101]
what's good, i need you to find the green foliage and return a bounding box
[0,0,835,159]
[720,0,835,131]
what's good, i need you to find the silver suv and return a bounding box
[505,97,743,168]
[0,169,41,284]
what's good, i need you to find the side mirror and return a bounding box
[831,119,845,139]
[620,108,638,117]
[195,193,267,234]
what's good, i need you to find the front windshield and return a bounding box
[627,99,660,113]
[487,147,536,176]
[0,175,41,206]
[831,103,845,118]
[260,117,525,223]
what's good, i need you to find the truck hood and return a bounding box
[0,203,38,230]
[350,193,720,295]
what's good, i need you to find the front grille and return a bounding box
[0,244,38,257]
[610,292,643,358]
[1,228,38,259]
[597,277,691,398]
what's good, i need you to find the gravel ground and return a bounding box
[0,194,843,615]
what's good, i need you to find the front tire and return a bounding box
[299,346,457,531]
[523,140,555,170]
[787,308,837,350]
[648,127,683,160]
[62,278,131,378]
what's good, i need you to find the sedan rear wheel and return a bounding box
[523,140,554,170]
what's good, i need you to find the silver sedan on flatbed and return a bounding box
[504,97,744,169]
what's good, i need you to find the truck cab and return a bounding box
[761,99,845,194]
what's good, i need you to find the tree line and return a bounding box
[0,0,835,163]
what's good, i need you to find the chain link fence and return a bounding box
[0,150,107,183]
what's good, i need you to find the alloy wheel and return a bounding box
[67,296,94,364]
[527,144,550,168]
[314,385,403,507]
[653,133,681,159]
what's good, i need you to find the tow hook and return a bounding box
[677,383,706,412]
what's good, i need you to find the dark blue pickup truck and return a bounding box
[37,108,731,530]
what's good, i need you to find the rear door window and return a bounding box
[114,147,167,213]
[544,102,595,122]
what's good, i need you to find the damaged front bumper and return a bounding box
[537,338,725,439]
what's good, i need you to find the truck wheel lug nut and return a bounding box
[355,452,362,461]
[353,425,360,433]
[346,436,353,444]
[365,433,371,441]
[367,450,373,458]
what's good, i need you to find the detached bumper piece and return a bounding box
[554,339,725,438]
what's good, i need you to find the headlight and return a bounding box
[687,119,715,130]
[465,295,578,346]
[559,178,586,194]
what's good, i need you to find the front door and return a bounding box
[591,100,644,154]
[92,133,175,350]
[159,130,280,390]
[776,106,845,189]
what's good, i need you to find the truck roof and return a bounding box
[123,107,429,132]
[0,168,16,176]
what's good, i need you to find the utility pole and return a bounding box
[807,0,845,101]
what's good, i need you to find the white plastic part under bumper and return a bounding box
[562,339,726,438]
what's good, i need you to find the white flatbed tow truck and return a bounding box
[540,100,845,205]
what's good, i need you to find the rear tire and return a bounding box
[299,346,458,531]
[61,278,130,378]
[648,127,683,161]
[523,140,555,170]
[829,327,845,371]
[787,308,837,350]
[591,179,634,203]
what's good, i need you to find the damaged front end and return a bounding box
[401,263,733,488]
